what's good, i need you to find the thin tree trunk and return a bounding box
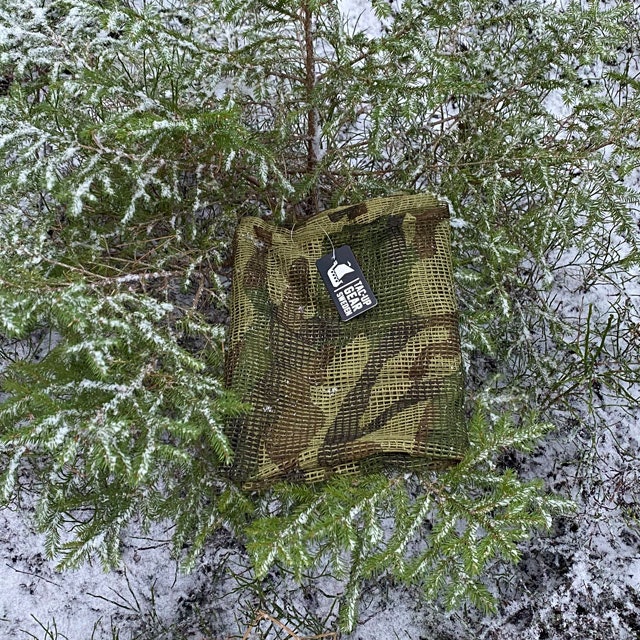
[303,2,319,217]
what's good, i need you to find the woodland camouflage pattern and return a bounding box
[225,194,466,488]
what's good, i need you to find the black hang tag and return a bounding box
[316,245,378,321]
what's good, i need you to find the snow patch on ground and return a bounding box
[1,504,188,639]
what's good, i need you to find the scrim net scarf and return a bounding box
[224,194,466,488]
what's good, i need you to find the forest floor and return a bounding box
[1,328,639,640]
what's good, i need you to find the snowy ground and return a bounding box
[2,397,639,640]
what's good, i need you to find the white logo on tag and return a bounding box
[316,244,377,321]
[327,259,355,287]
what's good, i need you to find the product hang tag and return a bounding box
[316,245,378,321]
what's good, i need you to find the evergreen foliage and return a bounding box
[1,0,638,633]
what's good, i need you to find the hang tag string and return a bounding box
[321,225,336,260]
[290,222,335,260]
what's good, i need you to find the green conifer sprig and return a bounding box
[245,410,572,631]
[0,280,244,568]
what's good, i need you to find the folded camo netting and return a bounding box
[224,194,467,487]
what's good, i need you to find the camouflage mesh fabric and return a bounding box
[224,194,466,488]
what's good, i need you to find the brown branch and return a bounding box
[303,2,316,174]
[302,2,319,216]
[5,563,62,588]
[242,609,338,640]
